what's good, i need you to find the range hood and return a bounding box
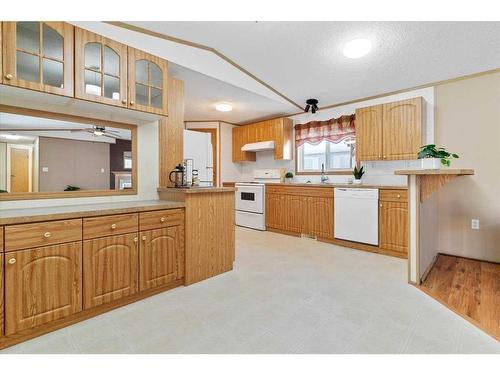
[241,140,275,152]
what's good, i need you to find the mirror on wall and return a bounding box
[0,110,135,197]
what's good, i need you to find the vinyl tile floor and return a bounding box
[1,227,499,354]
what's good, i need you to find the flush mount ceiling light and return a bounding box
[215,103,233,112]
[343,38,372,59]
[304,98,319,114]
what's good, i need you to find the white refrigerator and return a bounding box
[183,129,214,186]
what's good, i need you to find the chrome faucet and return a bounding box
[320,163,329,183]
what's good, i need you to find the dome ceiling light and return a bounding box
[343,38,372,59]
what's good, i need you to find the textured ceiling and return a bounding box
[130,21,500,111]
[169,63,294,123]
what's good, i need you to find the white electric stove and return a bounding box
[235,169,283,230]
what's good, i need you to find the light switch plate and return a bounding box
[42,167,49,172]
[471,219,480,229]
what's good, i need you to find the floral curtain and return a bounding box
[294,114,355,147]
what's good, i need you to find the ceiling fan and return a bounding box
[70,126,123,139]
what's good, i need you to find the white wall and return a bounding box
[0,121,159,210]
[238,87,435,185]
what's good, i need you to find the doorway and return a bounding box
[188,128,218,186]
[7,144,33,193]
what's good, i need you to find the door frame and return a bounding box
[6,144,33,193]
[187,128,218,186]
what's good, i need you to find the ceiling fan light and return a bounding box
[215,103,233,112]
[304,104,311,112]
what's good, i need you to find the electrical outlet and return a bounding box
[471,219,480,230]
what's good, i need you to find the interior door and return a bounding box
[9,147,30,192]
[184,129,214,184]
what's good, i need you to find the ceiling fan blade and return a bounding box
[101,133,122,139]
[70,129,91,133]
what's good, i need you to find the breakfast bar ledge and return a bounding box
[394,169,475,284]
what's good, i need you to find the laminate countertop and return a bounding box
[157,186,236,194]
[262,182,408,190]
[0,200,185,225]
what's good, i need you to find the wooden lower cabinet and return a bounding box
[265,187,334,239]
[4,242,82,335]
[83,233,139,309]
[139,226,184,291]
[307,197,334,239]
[0,253,3,337]
[379,200,408,256]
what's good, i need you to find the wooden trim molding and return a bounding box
[0,104,138,201]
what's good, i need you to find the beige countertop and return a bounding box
[157,186,236,194]
[394,168,474,176]
[0,200,185,225]
[264,182,408,190]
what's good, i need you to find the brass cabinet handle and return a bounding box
[380,203,383,207]
[5,73,13,80]
[43,232,52,238]
[130,101,135,106]
[8,258,16,265]
[142,235,147,241]
[397,194,401,198]
[134,237,138,242]
[160,217,166,223]
[121,99,127,104]
[110,223,117,229]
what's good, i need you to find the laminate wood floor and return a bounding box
[420,254,500,341]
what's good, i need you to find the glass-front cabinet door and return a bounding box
[75,28,128,107]
[128,47,168,115]
[2,22,74,96]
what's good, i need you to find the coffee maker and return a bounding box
[169,164,186,187]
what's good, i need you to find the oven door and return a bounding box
[235,185,264,213]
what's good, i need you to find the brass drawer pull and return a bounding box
[121,99,127,104]
[134,237,138,242]
[110,224,117,230]
[8,258,16,265]
[43,232,52,238]
[142,235,147,241]
[160,217,166,223]
[130,101,135,106]
[397,194,401,198]
[5,73,13,80]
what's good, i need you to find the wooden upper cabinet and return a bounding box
[75,28,128,107]
[355,97,422,161]
[355,104,383,161]
[4,242,82,335]
[2,22,74,96]
[0,22,3,85]
[382,97,422,160]
[232,126,256,162]
[139,226,184,291]
[83,233,138,309]
[128,47,168,115]
[232,117,292,162]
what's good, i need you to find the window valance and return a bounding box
[294,114,355,147]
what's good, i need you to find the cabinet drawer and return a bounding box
[380,189,408,202]
[266,185,334,198]
[83,213,138,239]
[139,209,184,231]
[5,219,82,251]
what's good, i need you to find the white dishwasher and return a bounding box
[334,188,379,245]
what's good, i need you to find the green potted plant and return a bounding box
[352,166,364,184]
[418,144,459,169]
[64,185,81,191]
[284,171,294,184]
